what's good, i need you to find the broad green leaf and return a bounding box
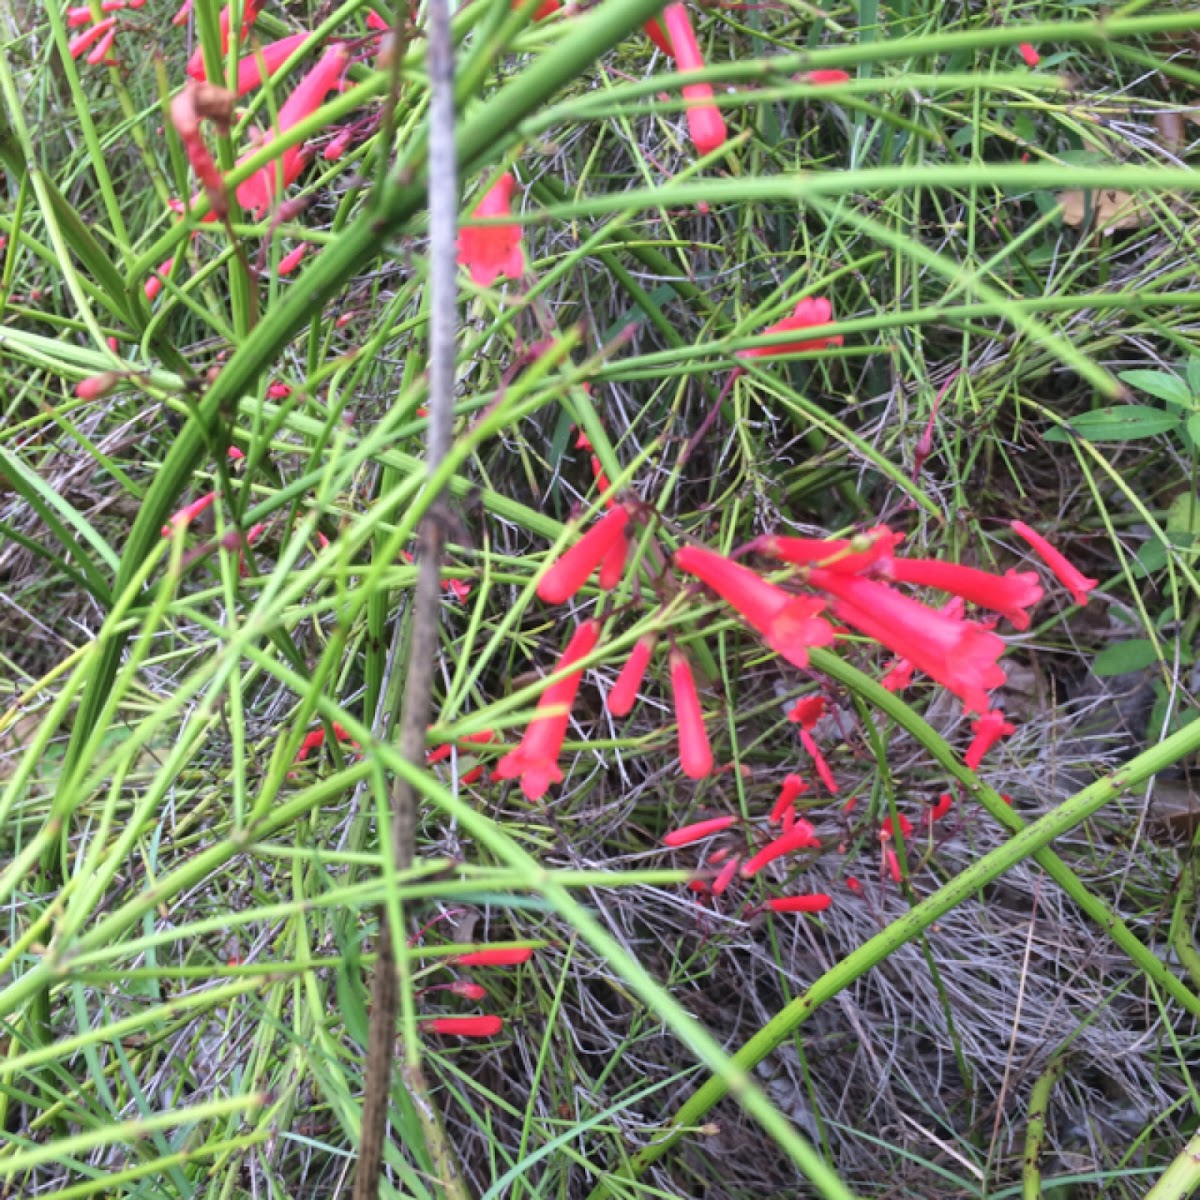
[1118,369,1193,409]
[1187,412,1200,450]
[1094,639,1159,676]
[1044,405,1180,442]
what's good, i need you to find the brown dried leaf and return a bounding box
[1058,188,1152,233]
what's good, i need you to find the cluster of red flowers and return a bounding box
[67,0,145,65]
[490,498,1095,810]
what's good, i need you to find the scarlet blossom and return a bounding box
[424,1015,503,1037]
[492,619,600,801]
[597,525,629,591]
[674,544,834,669]
[607,635,656,717]
[711,856,740,896]
[66,0,135,25]
[456,946,533,966]
[644,17,672,55]
[708,846,733,865]
[1010,521,1097,608]
[277,242,308,275]
[806,567,1007,713]
[233,33,315,96]
[68,16,115,59]
[366,7,388,29]
[1018,42,1039,67]
[879,813,913,842]
[670,649,713,779]
[886,557,1042,631]
[171,83,228,216]
[738,296,843,359]
[754,525,902,574]
[799,727,839,793]
[145,259,173,301]
[456,172,525,287]
[662,3,727,155]
[171,0,192,23]
[805,69,851,84]
[293,720,357,763]
[227,446,245,460]
[513,0,561,19]
[75,373,119,400]
[186,0,263,81]
[537,507,630,604]
[322,127,354,160]
[930,793,953,822]
[884,848,902,884]
[764,893,832,913]
[845,876,863,894]
[161,490,217,536]
[768,773,808,825]
[447,981,488,1000]
[267,382,292,398]
[786,695,825,729]
[426,728,496,766]
[964,708,1015,770]
[663,814,737,847]
[235,43,349,216]
[740,821,821,877]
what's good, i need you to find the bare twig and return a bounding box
[353,0,459,1189]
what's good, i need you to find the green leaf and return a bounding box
[1118,369,1193,409]
[1044,405,1181,442]
[1094,639,1159,676]
[1187,413,1200,450]
[1187,357,1200,396]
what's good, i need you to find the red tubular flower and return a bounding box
[768,773,808,825]
[171,83,227,215]
[366,7,388,29]
[161,490,217,535]
[292,720,357,763]
[607,635,655,717]
[277,242,309,275]
[662,3,727,155]
[456,172,525,286]
[597,526,629,591]
[235,43,349,216]
[663,814,737,847]
[738,296,843,359]
[145,258,173,301]
[1018,42,1040,67]
[513,0,561,19]
[670,649,712,779]
[171,0,192,24]
[740,821,821,877]
[68,17,115,59]
[754,525,902,574]
[1010,521,1097,608]
[964,708,1015,770]
[884,848,902,884]
[186,0,263,81]
[930,793,953,822]
[456,946,533,966]
[711,856,740,896]
[644,17,673,55]
[537,507,630,604]
[424,1015,503,1037]
[786,695,825,730]
[765,893,832,913]
[799,727,838,794]
[674,544,834,669]
[234,33,314,96]
[493,619,600,801]
[448,980,488,1000]
[805,69,851,84]
[880,657,914,693]
[75,373,119,400]
[879,813,912,842]
[886,557,1042,630]
[807,568,1007,713]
